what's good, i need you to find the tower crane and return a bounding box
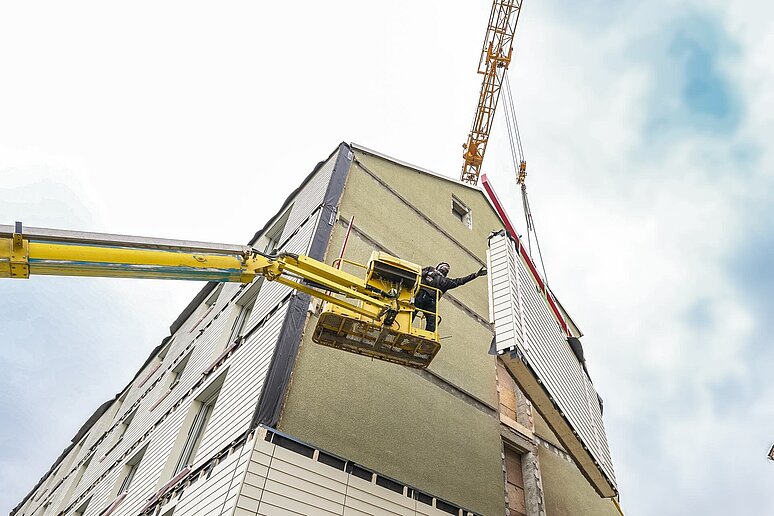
[0,222,441,369]
[460,0,524,186]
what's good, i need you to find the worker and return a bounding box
[414,262,487,332]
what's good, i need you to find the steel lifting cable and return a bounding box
[502,86,532,254]
[502,73,551,289]
[504,74,525,162]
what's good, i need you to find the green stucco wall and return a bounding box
[534,410,620,516]
[539,446,620,516]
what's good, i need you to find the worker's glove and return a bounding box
[477,266,487,277]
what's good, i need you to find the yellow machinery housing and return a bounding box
[1,223,440,369]
[313,252,440,368]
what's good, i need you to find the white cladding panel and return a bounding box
[22,151,338,516]
[167,443,251,516]
[488,233,616,488]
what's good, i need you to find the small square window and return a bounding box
[452,196,472,229]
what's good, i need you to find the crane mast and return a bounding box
[460,0,524,185]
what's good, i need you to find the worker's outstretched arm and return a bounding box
[440,266,487,291]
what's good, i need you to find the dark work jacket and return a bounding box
[418,266,477,303]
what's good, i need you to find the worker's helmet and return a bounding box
[436,262,450,276]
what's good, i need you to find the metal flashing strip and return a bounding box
[411,367,498,415]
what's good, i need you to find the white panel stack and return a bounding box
[487,232,617,498]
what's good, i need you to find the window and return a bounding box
[204,284,224,307]
[118,462,138,494]
[226,283,260,345]
[113,390,129,422]
[227,304,251,345]
[159,372,226,482]
[58,454,92,512]
[158,338,173,361]
[260,205,293,254]
[168,351,193,391]
[114,409,136,445]
[73,497,91,516]
[173,389,219,475]
[504,445,527,516]
[117,446,147,495]
[451,196,472,229]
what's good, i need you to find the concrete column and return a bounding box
[521,450,546,516]
[516,388,545,516]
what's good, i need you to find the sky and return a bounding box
[0,1,772,514]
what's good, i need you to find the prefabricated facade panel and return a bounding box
[488,232,616,492]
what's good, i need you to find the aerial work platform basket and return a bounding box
[312,252,440,369]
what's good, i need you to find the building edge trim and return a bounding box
[250,142,353,429]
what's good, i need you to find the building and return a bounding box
[12,143,620,516]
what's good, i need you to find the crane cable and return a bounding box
[501,72,551,289]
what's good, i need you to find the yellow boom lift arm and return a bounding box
[0,222,440,369]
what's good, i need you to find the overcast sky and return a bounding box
[1,1,772,514]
